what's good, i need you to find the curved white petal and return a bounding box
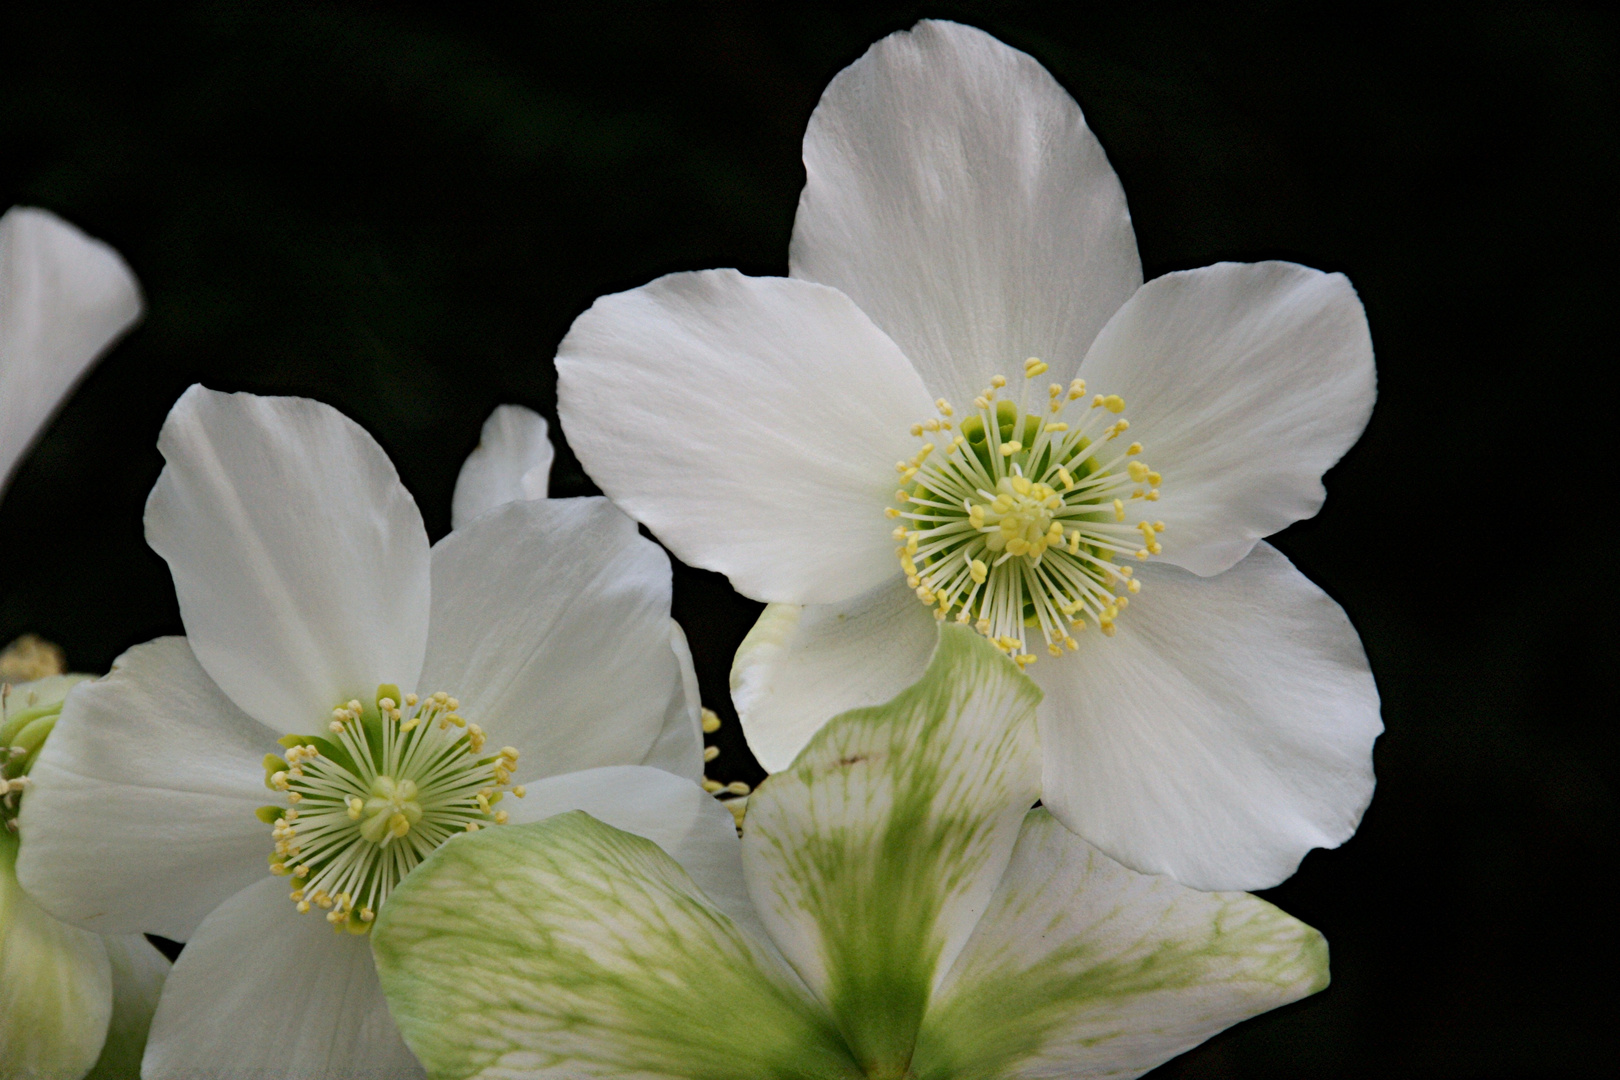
[450,404,554,529]
[142,877,422,1080]
[916,809,1328,1079]
[791,20,1141,409]
[742,626,1040,1076]
[16,637,274,940]
[638,621,705,780]
[145,387,432,729]
[499,764,762,943]
[731,578,938,772]
[0,207,143,494]
[1032,543,1381,891]
[556,269,934,605]
[85,934,170,1080]
[0,840,114,1080]
[1078,262,1375,576]
[419,497,678,778]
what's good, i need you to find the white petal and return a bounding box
[499,764,763,943]
[16,637,275,940]
[791,20,1141,409]
[1032,543,1381,891]
[419,498,677,776]
[916,809,1328,1079]
[85,934,170,1080]
[742,626,1040,1076]
[0,843,114,1080]
[449,404,554,529]
[731,578,938,772]
[1078,262,1376,576]
[0,207,143,493]
[142,877,422,1080]
[556,269,934,605]
[638,621,705,780]
[145,387,432,728]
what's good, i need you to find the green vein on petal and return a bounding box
[913,809,1331,1080]
[371,811,862,1080]
[741,624,1042,1080]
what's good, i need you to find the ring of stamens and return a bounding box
[260,686,524,933]
[887,358,1166,666]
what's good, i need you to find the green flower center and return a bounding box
[0,677,86,832]
[888,359,1167,666]
[261,686,524,933]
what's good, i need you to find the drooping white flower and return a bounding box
[556,20,1381,891]
[16,386,702,1078]
[369,625,1329,1080]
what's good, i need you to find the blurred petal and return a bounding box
[557,269,934,605]
[145,387,431,729]
[84,934,170,1080]
[914,809,1329,1079]
[450,404,554,528]
[0,206,142,493]
[792,20,1140,408]
[638,621,705,780]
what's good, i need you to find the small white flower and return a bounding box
[556,21,1381,891]
[17,386,701,1078]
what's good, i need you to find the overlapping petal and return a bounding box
[792,20,1140,408]
[145,387,431,729]
[1078,262,1375,576]
[639,621,705,780]
[1032,543,1381,891]
[86,934,171,1080]
[450,404,553,528]
[556,269,934,605]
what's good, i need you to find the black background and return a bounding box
[3,3,1615,1077]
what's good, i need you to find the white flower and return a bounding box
[16,386,701,1078]
[368,625,1329,1080]
[555,20,1381,891]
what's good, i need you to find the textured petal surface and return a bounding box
[0,836,114,1080]
[142,877,421,1080]
[731,578,938,772]
[1033,543,1381,891]
[913,809,1329,1080]
[84,934,170,1080]
[742,625,1041,1077]
[450,404,554,528]
[1078,262,1375,576]
[791,20,1141,409]
[0,206,143,493]
[145,387,431,729]
[639,621,705,780]
[556,269,934,605]
[373,812,860,1080]
[419,497,678,777]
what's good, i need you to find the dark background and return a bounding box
[3,3,1615,1077]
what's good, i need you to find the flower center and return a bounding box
[887,358,1166,666]
[261,686,523,933]
[0,681,77,833]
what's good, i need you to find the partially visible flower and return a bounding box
[556,20,1380,891]
[371,625,1328,1080]
[17,387,700,1078]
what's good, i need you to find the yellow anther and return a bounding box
[974,395,991,409]
[513,785,526,798]
[923,418,940,431]
[1126,442,1143,455]
[494,810,509,825]
[404,693,418,706]
[1056,467,1074,490]
[895,489,910,502]
[1023,358,1049,378]
[1048,643,1063,657]
[465,821,480,832]
[936,398,954,416]
[1045,422,1068,432]
[990,375,1007,388]
[1128,460,1151,483]
[910,423,923,437]
[1113,499,1125,521]
[701,708,721,733]
[1128,579,1141,594]
[999,441,1021,456]
[1049,383,1064,398]
[1146,489,1160,501]
[885,507,902,519]
[703,745,720,763]
[970,559,988,584]
[1136,548,1150,559]
[1102,395,1126,413]
[1068,378,1086,399]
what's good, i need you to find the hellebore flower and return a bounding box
[17,386,701,1078]
[556,20,1380,890]
[369,625,1329,1080]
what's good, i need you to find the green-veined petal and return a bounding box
[83,934,169,1080]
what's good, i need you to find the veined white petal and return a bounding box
[741,625,1040,1077]
[145,387,431,729]
[1033,543,1381,891]
[915,808,1329,1080]
[1078,262,1376,576]
[557,269,934,605]
[372,811,858,1080]
[420,498,676,776]
[141,877,422,1080]
[84,934,170,1080]
[16,637,273,940]
[0,206,143,494]
[731,578,938,773]
[792,20,1141,409]
[450,404,554,529]
[638,620,705,780]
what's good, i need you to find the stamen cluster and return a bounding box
[0,683,60,832]
[887,358,1167,665]
[262,686,524,933]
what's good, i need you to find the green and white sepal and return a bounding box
[373,626,1328,1080]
